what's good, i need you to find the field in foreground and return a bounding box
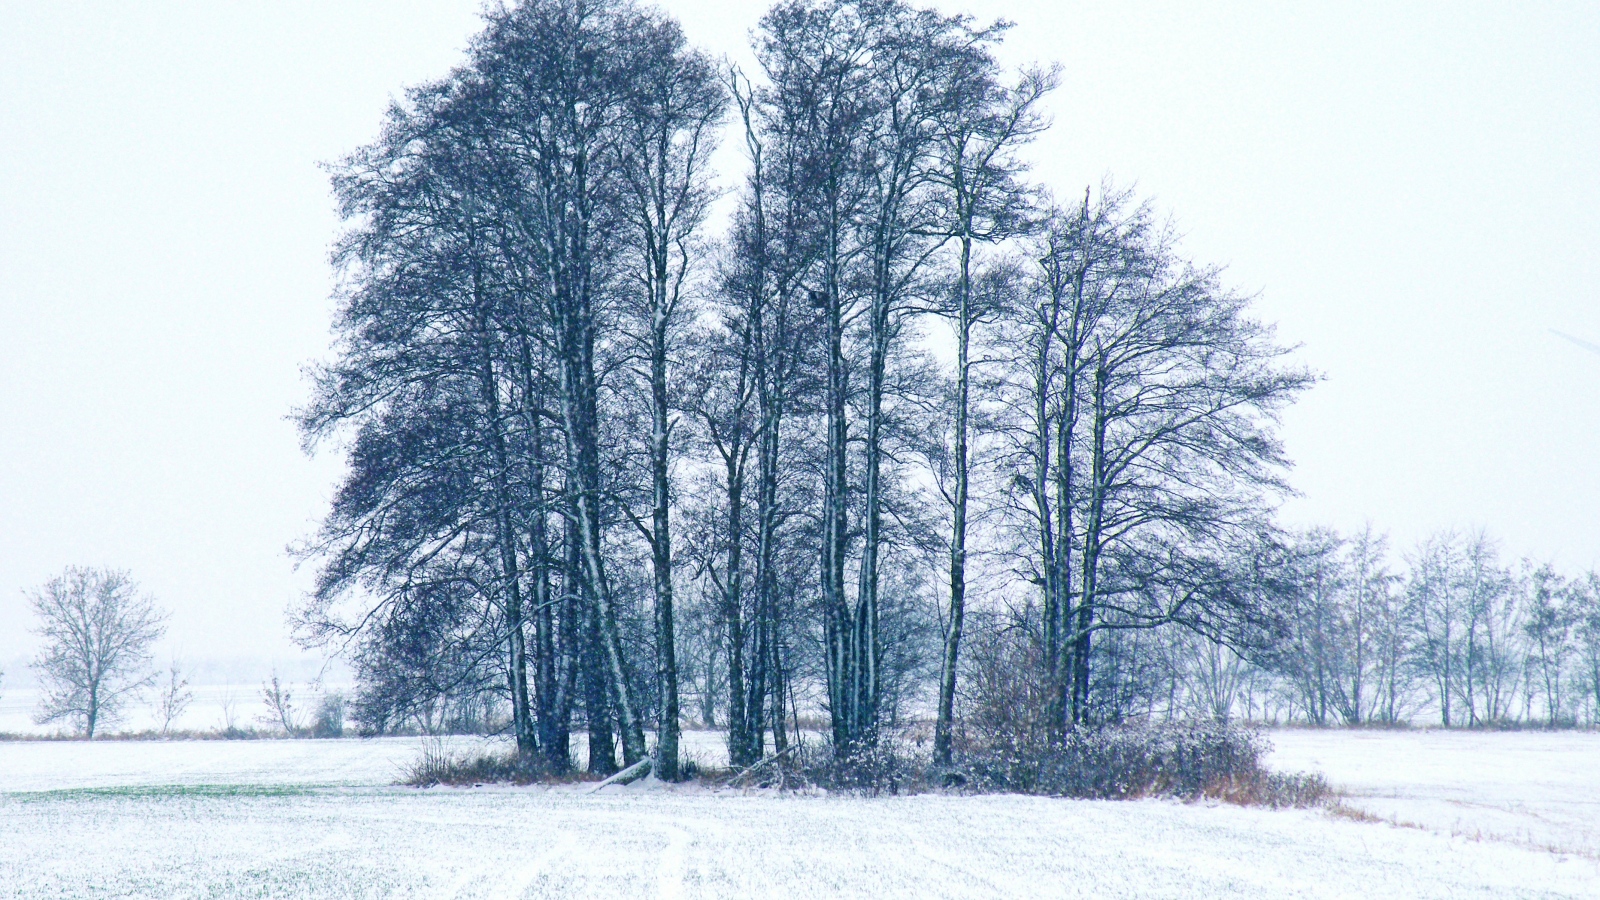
[0,731,1596,898]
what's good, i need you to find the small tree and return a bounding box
[1523,565,1573,726]
[311,691,346,738]
[260,672,300,735]
[29,567,167,739]
[155,659,194,735]
[219,688,240,735]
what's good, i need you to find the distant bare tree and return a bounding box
[1183,632,1250,723]
[1573,572,1600,725]
[261,671,300,735]
[219,688,240,734]
[155,658,193,735]
[29,567,167,740]
[1523,564,1574,726]
[1407,532,1468,726]
[1455,533,1519,725]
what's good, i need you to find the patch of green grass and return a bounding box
[6,783,320,803]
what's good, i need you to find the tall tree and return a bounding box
[614,12,725,781]
[752,0,876,754]
[477,0,668,768]
[927,53,1055,767]
[1002,187,1310,732]
[300,70,551,750]
[1524,563,1573,726]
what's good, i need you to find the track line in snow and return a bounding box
[654,824,689,899]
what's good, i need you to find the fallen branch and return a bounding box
[587,756,652,794]
[728,745,798,786]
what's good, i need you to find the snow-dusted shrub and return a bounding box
[716,739,916,794]
[403,740,564,787]
[800,742,914,795]
[959,722,1328,807]
[312,692,347,739]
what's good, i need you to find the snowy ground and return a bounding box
[1269,729,1600,861]
[1,730,1597,898]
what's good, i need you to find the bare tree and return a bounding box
[614,16,726,780]
[1573,572,1600,725]
[1406,532,1466,726]
[997,186,1309,733]
[261,671,300,735]
[928,51,1056,768]
[29,567,167,740]
[1276,529,1347,725]
[482,0,653,769]
[1339,525,1396,723]
[1456,533,1519,725]
[155,658,193,736]
[1182,632,1250,722]
[219,688,240,734]
[1523,563,1573,726]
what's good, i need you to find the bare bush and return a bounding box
[259,673,300,735]
[312,692,347,738]
[403,741,567,787]
[957,721,1327,807]
[155,659,193,736]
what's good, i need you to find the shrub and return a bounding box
[403,740,566,787]
[956,721,1329,807]
[803,742,915,794]
[719,739,918,795]
[312,693,347,739]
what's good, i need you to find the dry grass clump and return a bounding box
[403,740,584,787]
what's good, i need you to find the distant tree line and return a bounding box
[310,0,1600,780]
[1178,527,1600,729]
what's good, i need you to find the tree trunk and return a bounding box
[469,273,534,756]
[934,232,973,768]
[1034,290,1064,741]
[558,321,648,766]
[526,389,568,773]
[583,587,619,776]
[649,293,680,781]
[721,447,754,767]
[1072,351,1108,725]
[822,218,855,753]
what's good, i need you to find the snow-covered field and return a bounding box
[1,730,1596,898]
[1269,729,1600,862]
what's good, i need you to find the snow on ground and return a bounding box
[0,735,443,793]
[1268,728,1600,861]
[0,731,729,793]
[1,731,1597,898]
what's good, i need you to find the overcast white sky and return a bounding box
[2,1,1598,675]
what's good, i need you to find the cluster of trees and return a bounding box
[299,0,1311,778]
[1247,528,1600,728]
[1000,527,1600,731]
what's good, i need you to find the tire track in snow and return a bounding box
[654,824,690,899]
[443,830,577,899]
